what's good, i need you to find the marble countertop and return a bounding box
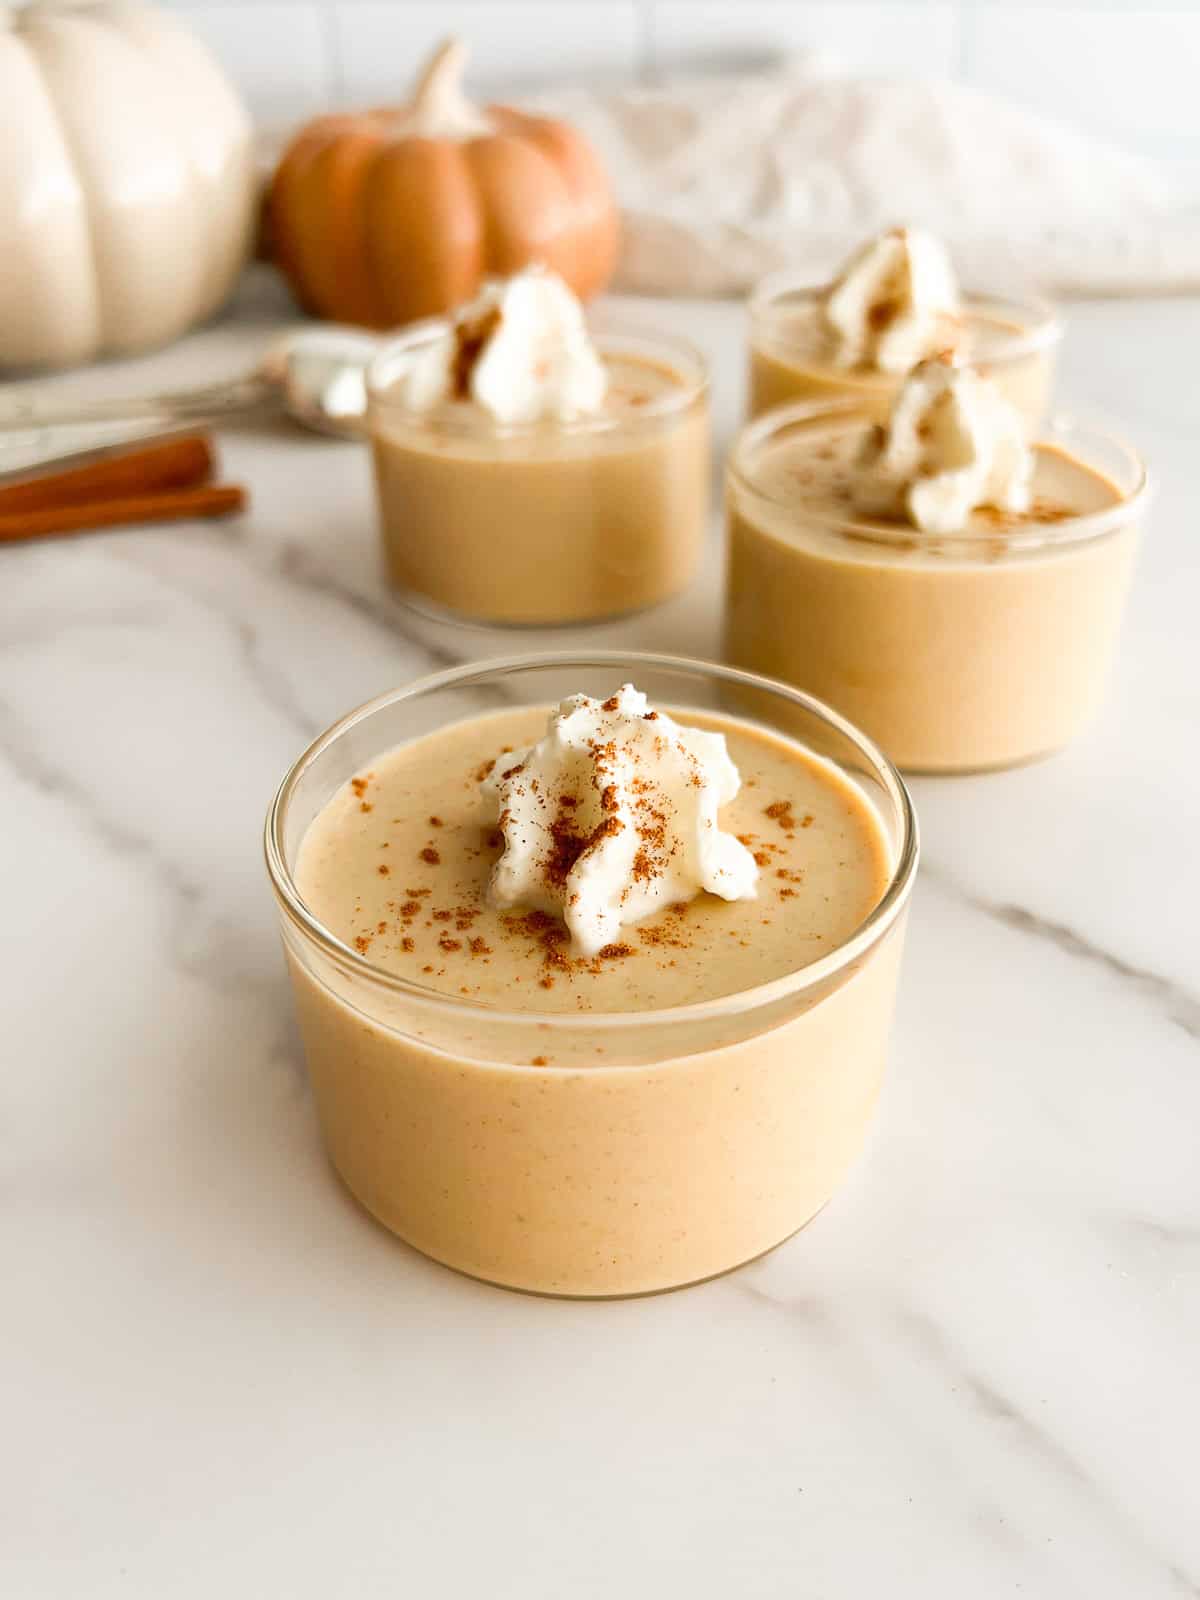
[4,271,1197,1598]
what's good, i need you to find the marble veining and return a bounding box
[1,271,1196,1598]
[921,861,1200,1041]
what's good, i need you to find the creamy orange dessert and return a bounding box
[367,269,709,625]
[748,228,1060,425]
[726,360,1148,772]
[274,674,915,1297]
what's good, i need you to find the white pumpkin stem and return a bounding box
[407,38,492,138]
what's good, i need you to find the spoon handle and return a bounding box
[0,374,278,433]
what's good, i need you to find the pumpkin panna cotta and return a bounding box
[725,359,1150,773]
[268,38,619,329]
[747,227,1061,427]
[265,657,917,1297]
[366,268,710,626]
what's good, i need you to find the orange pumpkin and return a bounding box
[268,39,620,329]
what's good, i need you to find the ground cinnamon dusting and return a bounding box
[377,864,390,876]
[419,847,441,865]
[544,804,623,890]
[450,305,502,398]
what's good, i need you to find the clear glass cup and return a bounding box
[264,651,918,1298]
[747,272,1063,426]
[365,321,710,628]
[726,400,1150,773]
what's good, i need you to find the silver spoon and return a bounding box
[0,326,383,477]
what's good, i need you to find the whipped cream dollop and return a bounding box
[823,227,963,374]
[854,358,1033,536]
[397,267,608,423]
[482,685,759,957]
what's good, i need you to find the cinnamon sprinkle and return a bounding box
[544,803,623,890]
[450,305,502,398]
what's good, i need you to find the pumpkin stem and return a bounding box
[412,39,483,121]
[407,38,492,137]
[412,39,468,104]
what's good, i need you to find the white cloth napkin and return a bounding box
[528,59,1200,297]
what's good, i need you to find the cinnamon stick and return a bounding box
[0,432,215,514]
[0,484,246,543]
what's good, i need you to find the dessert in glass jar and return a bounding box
[265,653,917,1297]
[367,269,710,627]
[726,360,1149,772]
[748,227,1061,427]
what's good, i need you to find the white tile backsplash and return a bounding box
[170,3,333,124]
[963,6,1200,149]
[646,2,959,80]
[157,0,1200,171]
[334,2,640,104]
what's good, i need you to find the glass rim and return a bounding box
[748,270,1064,367]
[365,318,709,439]
[727,397,1150,553]
[263,650,919,1033]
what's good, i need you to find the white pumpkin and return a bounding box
[0,0,256,368]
